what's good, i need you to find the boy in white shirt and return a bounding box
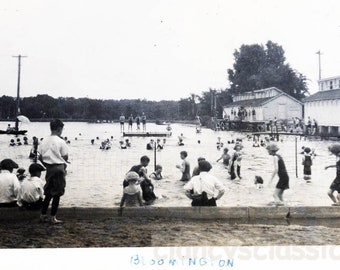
[0,159,20,207]
[18,163,46,210]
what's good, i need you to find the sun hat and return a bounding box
[266,143,279,152]
[0,159,19,170]
[125,171,139,182]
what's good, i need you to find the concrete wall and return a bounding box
[1,207,340,221]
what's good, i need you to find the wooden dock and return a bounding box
[252,131,306,141]
[123,131,172,137]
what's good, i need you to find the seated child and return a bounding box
[119,171,143,215]
[18,163,46,210]
[0,159,20,207]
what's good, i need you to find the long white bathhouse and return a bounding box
[303,76,340,136]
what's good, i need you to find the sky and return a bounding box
[0,0,340,101]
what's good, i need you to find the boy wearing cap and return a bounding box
[38,119,69,224]
[18,163,46,210]
[266,143,289,205]
[0,159,20,207]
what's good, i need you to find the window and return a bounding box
[330,81,333,90]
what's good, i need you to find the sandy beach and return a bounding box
[0,215,340,248]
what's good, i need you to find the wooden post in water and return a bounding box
[295,136,298,178]
[154,141,157,172]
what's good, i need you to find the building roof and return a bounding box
[318,75,340,83]
[224,97,273,107]
[225,91,302,108]
[303,89,340,103]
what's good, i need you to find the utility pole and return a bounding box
[12,54,27,131]
[316,50,322,80]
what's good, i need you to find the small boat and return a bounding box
[0,129,27,135]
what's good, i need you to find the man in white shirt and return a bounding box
[18,163,46,210]
[184,160,225,206]
[0,159,20,207]
[38,119,69,224]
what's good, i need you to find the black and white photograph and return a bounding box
[0,0,339,269]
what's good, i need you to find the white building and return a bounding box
[223,87,303,122]
[303,76,340,135]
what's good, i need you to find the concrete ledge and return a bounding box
[1,206,340,222]
[288,206,340,219]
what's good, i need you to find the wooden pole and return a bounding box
[12,55,27,131]
[154,141,157,172]
[295,136,298,178]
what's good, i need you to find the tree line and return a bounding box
[0,41,308,124]
[0,92,225,123]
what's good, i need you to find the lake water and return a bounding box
[0,121,337,208]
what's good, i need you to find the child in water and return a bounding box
[150,165,163,180]
[216,148,230,167]
[118,171,143,215]
[325,144,340,206]
[229,144,243,180]
[302,147,314,183]
[266,143,289,206]
[176,151,191,182]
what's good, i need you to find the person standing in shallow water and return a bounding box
[266,143,289,205]
[176,151,191,182]
[302,147,314,183]
[38,119,69,224]
[325,144,340,206]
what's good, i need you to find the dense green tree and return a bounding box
[227,41,308,100]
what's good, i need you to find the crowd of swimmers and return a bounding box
[118,133,340,209]
[1,122,340,225]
